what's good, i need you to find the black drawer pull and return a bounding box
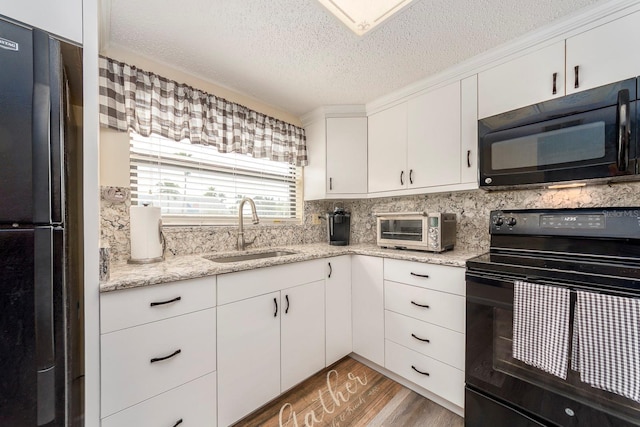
[574,65,580,89]
[411,333,430,343]
[411,301,430,309]
[328,262,332,278]
[150,349,181,364]
[552,72,558,95]
[410,272,429,279]
[411,365,430,376]
[285,294,290,314]
[274,297,278,317]
[409,169,414,185]
[172,419,183,427]
[466,150,471,168]
[150,296,181,307]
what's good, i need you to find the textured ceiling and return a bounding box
[106,0,603,118]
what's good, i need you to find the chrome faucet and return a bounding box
[237,197,260,250]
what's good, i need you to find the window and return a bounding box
[129,132,303,225]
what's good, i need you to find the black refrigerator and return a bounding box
[0,17,83,426]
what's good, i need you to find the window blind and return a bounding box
[129,132,303,225]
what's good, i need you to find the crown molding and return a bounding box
[301,104,367,127]
[366,0,640,114]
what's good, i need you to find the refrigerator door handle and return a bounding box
[32,30,53,225]
[34,227,56,425]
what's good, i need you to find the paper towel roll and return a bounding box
[129,205,164,263]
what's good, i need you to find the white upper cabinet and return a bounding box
[303,112,367,200]
[566,10,640,95]
[0,0,83,44]
[460,75,478,185]
[326,117,368,195]
[368,102,408,193]
[407,81,461,189]
[478,41,565,119]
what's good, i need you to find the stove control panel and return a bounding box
[490,208,640,238]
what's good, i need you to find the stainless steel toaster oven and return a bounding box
[375,212,456,252]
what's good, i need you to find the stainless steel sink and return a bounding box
[204,250,298,263]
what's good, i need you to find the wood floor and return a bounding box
[233,356,464,427]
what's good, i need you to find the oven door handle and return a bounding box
[616,88,630,172]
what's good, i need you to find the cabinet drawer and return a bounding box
[384,280,465,332]
[385,310,464,370]
[101,372,217,427]
[384,259,465,295]
[101,308,216,417]
[217,259,324,305]
[101,276,216,333]
[385,340,464,408]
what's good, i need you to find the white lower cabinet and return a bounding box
[382,258,466,409]
[325,255,352,365]
[385,340,465,407]
[217,261,326,426]
[352,255,385,366]
[101,372,217,427]
[217,291,281,427]
[99,277,217,423]
[281,280,326,391]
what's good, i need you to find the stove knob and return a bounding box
[493,217,504,226]
[506,217,517,227]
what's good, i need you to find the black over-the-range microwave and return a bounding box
[478,77,639,189]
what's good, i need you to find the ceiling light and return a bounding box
[317,0,415,36]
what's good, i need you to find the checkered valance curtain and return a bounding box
[98,56,308,166]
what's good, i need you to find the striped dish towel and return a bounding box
[513,281,571,379]
[572,291,640,402]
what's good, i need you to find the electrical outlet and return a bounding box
[312,213,322,225]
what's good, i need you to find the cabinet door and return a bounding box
[0,0,83,43]
[326,117,368,194]
[325,256,352,365]
[407,82,461,188]
[368,103,408,193]
[217,292,281,427]
[461,75,479,185]
[281,280,326,391]
[478,41,565,118]
[303,119,327,201]
[566,10,640,95]
[352,255,385,366]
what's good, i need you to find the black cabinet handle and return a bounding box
[467,150,471,168]
[400,170,404,185]
[329,177,333,190]
[552,72,558,95]
[574,65,580,89]
[409,169,414,185]
[411,333,430,343]
[172,419,183,427]
[411,365,430,376]
[285,294,290,314]
[411,301,430,309]
[328,262,332,278]
[150,349,181,364]
[410,272,429,278]
[274,297,278,317]
[616,89,631,172]
[150,296,182,307]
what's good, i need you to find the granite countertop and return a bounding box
[100,243,483,293]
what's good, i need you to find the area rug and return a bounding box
[233,357,404,427]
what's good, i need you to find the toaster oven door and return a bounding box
[378,218,424,243]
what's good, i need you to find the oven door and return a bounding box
[465,270,640,427]
[479,78,637,188]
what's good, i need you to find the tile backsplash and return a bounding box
[100,181,640,264]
